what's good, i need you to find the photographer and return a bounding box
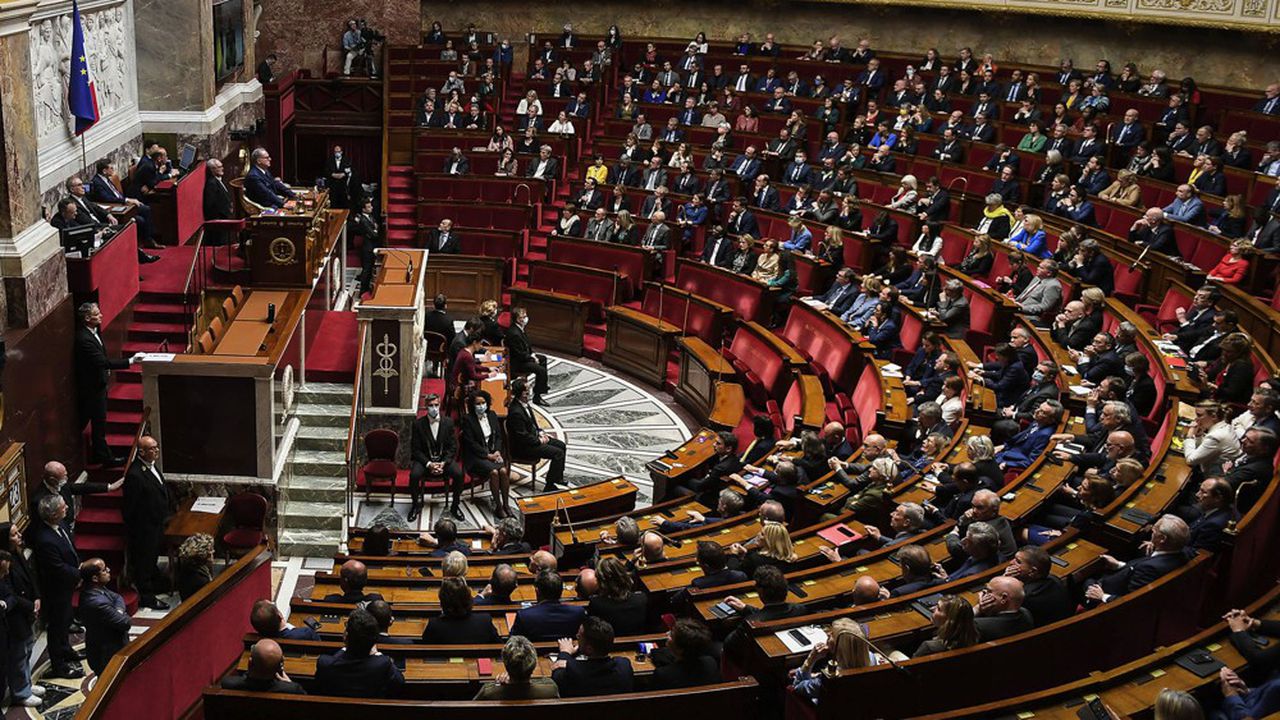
[342,19,383,77]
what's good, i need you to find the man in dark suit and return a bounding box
[75,303,140,467]
[244,148,296,208]
[130,145,178,199]
[349,198,382,295]
[87,160,158,247]
[324,144,355,208]
[1166,286,1219,351]
[202,159,235,247]
[314,608,404,697]
[442,147,470,176]
[723,566,808,658]
[728,147,762,183]
[1076,332,1125,384]
[526,145,559,180]
[425,218,460,254]
[974,576,1035,641]
[423,294,454,349]
[675,431,743,500]
[1227,428,1280,510]
[551,616,634,697]
[1006,546,1072,626]
[256,53,277,85]
[323,560,385,605]
[123,435,171,610]
[510,570,587,641]
[418,516,471,557]
[474,563,520,606]
[249,599,320,641]
[506,378,565,491]
[701,226,734,268]
[1185,478,1237,553]
[725,198,759,236]
[77,558,132,675]
[1084,514,1189,604]
[32,495,83,678]
[811,268,859,317]
[507,308,549,405]
[409,393,463,522]
[221,639,307,694]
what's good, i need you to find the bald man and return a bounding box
[29,460,121,532]
[575,567,599,599]
[637,531,667,566]
[529,550,558,574]
[851,575,884,605]
[322,560,384,605]
[220,639,306,693]
[123,435,171,610]
[974,575,1033,641]
[202,158,234,246]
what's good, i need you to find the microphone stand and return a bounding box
[856,632,916,680]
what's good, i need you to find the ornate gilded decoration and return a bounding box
[268,237,296,265]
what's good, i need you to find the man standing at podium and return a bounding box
[203,159,235,247]
[506,307,548,405]
[506,378,566,492]
[244,148,296,208]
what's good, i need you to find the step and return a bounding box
[79,487,123,509]
[76,506,124,535]
[75,532,126,554]
[291,449,348,477]
[282,474,348,503]
[295,403,351,427]
[293,383,354,405]
[293,426,348,452]
[278,528,344,558]
[279,500,345,530]
[132,302,187,322]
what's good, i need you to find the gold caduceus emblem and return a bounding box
[373,333,399,394]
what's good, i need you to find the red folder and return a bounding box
[817,524,864,546]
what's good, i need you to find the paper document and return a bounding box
[190,496,226,514]
[776,625,828,653]
[1068,385,1092,396]
[139,353,176,362]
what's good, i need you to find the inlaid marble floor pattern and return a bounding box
[351,356,693,534]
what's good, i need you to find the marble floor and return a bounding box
[348,355,694,534]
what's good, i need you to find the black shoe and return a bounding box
[140,597,169,611]
[406,506,420,522]
[47,666,84,679]
[450,505,464,521]
[533,396,548,406]
[140,253,161,264]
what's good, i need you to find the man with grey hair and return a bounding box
[1131,204,1180,256]
[33,494,83,678]
[658,488,744,532]
[30,459,121,532]
[203,158,234,246]
[601,516,640,547]
[948,489,1017,561]
[930,279,969,339]
[946,521,1000,580]
[76,302,143,467]
[243,147,295,208]
[475,563,519,606]
[1085,514,1189,604]
[526,145,558,180]
[474,635,560,699]
[1015,258,1064,317]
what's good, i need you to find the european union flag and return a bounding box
[67,0,99,135]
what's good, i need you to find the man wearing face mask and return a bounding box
[505,378,567,492]
[409,394,463,522]
[29,461,122,533]
[505,307,548,405]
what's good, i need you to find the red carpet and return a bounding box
[305,310,359,382]
[138,244,197,295]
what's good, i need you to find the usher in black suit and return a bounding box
[123,456,171,604]
[505,400,566,491]
[409,413,463,514]
[75,324,130,463]
[202,170,235,246]
[506,323,549,400]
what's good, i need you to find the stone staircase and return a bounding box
[277,383,352,557]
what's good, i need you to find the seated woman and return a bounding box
[176,533,216,601]
[1208,195,1248,239]
[888,175,919,210]
[958,234,995,278]
[875,247,914,286]
[1206,239,1251,285]
[726,521,799,577]
[911,221,944,257]
[1183,400,1243,477]
[936,375,967,428]
[976,195,1015,240]
[729,234,758,275]
[903,432,949,477]
[791,618,903,703]
[1201,333,1255,406]
[913,595,980,657]
[1098,169,1142,207]
[751,239,782,284]
[421,577,502,644]
[1007,213,1050,258]
[1022,475,1115,545]
[587,557,649,635]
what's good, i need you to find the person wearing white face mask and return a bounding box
[460,390,512,517]
[409,394,463,522]
[505,307,548,404]
[29,460,122,533]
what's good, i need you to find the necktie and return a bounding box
[758,190,767,205]
[1007,86,1017,102]
[644,227,656,248]
[1268,98,1278,114]
[1119,126,1129,143]
[59,526,74,554]
[737,77,746,91]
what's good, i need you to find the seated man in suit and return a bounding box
[973,575,1034,641]
[221,639,307,694]
[526,145,560,180]
[65,175,161,263]
[77,558,132,676]
[421,577,502,645]
[1185,478,1237,553]
[425,218,460,254]
[701,225,735,268]
[1014,258,1064,317]
[995,399,1064,470]
[474,563,519,606]
[722,566,808,658]
[417,516,471,557]
[202,159,235,246]
[243,148,296,208]
[87,159,158,245]
[650,618,721,690]
[322,560,385,605]
[1005,546,1072,626]
[475,636,561,700]
[1073,332,1126,384]
[409,393,463,522]
[807,267,860,317]
[1083,514,1189,605]
[249,599,319,641]
[506,378,566,491]
[1129,207,1180,257]
[551,616,634,697]
[659,490,745,534]
[673,431,743,500]
[510,570,587,642]
[314,607,404,698]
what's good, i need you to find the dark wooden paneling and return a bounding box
[158,375,257,477]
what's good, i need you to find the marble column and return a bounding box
[134,0,213,112]
[0,0,67,330]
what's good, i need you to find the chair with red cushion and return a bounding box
[221,492,268,559]
[361,429,401,501]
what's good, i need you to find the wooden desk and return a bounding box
[214,290,291,355]
[476,347,510,420]
[709,382,746,430]
[64,221,139,330]
[164,497,225,548]
[551,497,710,558]
[149,161,206,246]
[507,286,589,356]
[674,336,735,424]
[517,477,638,547]
[603,306,680,387]
[647,428,720,501]
[424,254,504,315]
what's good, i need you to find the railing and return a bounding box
[345,322,368,519]
[179,231,208,349]
[380,41,391,216]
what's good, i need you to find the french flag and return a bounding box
[67,0,99,136]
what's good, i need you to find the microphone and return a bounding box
[854,631,916,680]
[1130,241,1152,271]
[649,529,684,548]
[266,302,276,325]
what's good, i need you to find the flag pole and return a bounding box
[79,134,87,177]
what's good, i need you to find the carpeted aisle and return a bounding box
[304,310,359,383]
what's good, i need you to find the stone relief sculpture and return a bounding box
[29,3,135,145]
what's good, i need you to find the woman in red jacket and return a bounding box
[1206,239,1251,285]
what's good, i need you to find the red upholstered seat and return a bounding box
[220,492,268,557]
[852,364,884,440]
[964,288,997,349]
[729,326,790,404]
[1112,263,1144,305]
[222,528,265,548]
[360,429,400,501]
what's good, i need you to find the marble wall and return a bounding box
[425,0,1277,89]
[255,0,419,78]
[0,27,41,237]
[4,249,65,331]
[134,0,213,111]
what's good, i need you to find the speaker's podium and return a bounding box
[244,188,339,287]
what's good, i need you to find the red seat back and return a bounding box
[853,364,883,440]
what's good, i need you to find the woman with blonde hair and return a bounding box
[914,594,980,656]
[791,617,885,703]
[1008,213,1049,258]
[815,225,844,264]
[958,233,994,277]
[1209,195,1247,239]
[888,174,919,209]
[1206,238,1251,284]
[478,298,504,344]
[177,533,216,600]
[1153,688,1204,720]
[1098,169,1142,207]
[1183,400,1244,476]
[442,550,469,578]
[1110,457,1146,489]
[728,521,799,577]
